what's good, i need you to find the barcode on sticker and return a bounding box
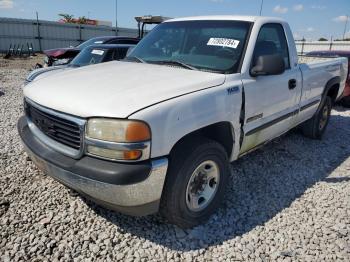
[207,38,240,49]
[91,49,104,55]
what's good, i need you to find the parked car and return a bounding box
[26,44,135,85]
[306,50,350,107]
[41,16,169,67]
[18,16,347,228]
[43,36,139,67]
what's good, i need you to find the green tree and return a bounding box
[77,16,88,25]
[318,37,328,41]
[58,13,75,23]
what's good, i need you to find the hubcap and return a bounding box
[319,104,329,130]
[185,160,220,212]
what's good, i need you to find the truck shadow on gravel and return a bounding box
[84,112,350,252]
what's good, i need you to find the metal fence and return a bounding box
[2,17,350,55]
[296,41,350,54]
[0,17,139,53]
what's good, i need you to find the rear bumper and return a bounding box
[18,116,168,216]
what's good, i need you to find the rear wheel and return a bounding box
[302,96,332,139]
[160,137,230,228]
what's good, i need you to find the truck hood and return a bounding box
[26,65,68,82]
[24,61,226,118]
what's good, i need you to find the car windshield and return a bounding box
[77,38,107,50]
[128,20,252,73]
[70,47,109,67]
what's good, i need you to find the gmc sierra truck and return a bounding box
[18,16,348,228]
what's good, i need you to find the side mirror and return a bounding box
[250,54,285,77]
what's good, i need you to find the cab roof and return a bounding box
[166,15,285,23]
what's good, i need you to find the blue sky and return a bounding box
[0,0,349,40]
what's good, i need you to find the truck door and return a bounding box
[240,23,301,154]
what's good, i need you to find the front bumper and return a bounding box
[18,116,168,216]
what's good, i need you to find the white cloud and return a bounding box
[293,4,304,12]
[273,5,288,14]
[311,5,326,10]
[0,0,13,9]
[307,27,315,32]
[333,15,350,23]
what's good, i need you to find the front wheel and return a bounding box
[160,137,230,228]
[301,96,332,139]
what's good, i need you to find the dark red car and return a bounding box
[43,36,139,66]
[307,50,350,107]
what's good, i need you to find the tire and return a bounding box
[301,96,332,139]
[341,96,350,108]
[160,137,230,228]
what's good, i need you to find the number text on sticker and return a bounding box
[207,38,240,49]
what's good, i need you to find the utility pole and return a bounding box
[35,11,42,52]
[342,15,349,40]
[115,0,118,36]
[259,0,264,16]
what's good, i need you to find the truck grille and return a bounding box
[25,101,82,150]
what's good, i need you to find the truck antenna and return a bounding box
[115,0,118,36]
[259,0,264,16]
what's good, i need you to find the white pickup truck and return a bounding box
[18,16,348,228]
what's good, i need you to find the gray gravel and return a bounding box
[1,58,350,261]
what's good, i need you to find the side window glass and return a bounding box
[253,24,290,69]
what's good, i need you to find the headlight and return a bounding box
[86,118,150,142]
[85,118,151,161]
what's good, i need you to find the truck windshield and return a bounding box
[128,20,252,73]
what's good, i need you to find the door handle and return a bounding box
[288,79,297,90]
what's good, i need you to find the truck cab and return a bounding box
[18,16,348,228]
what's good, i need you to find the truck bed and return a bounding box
[298,55,340,64]
[298,55,348,103]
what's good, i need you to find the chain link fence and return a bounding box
[0,17,139,53]
[296,41,350,54]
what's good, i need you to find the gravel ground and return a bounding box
[0,57,350,261]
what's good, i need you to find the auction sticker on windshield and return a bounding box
[207,38,240,49]
[91,50,105,55]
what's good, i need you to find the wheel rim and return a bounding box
[185,160,220,212]
[319,103,330,130]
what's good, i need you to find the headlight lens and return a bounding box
[86,118,150,143]
[86,118,151,161]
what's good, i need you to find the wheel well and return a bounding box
[170,122,234,157]
[326,84,340,104]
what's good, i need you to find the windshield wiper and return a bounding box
[124,56,147,64]
[151,60,197,70]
